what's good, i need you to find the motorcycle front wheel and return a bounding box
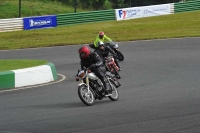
[108,80,119,101]
[78,84,95,106]
[116,51,124,61]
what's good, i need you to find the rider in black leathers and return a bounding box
[78,46,111,94]
[96,41,121,70]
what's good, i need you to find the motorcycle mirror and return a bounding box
[76,77,79,81]
[83,67,86,70]
[75,69,80,77]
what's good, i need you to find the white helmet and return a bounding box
[98,41,104,47]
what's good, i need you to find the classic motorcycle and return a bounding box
[89,41,124,61]
[105,55,121,79]
[105,41,124,61]
[75,68,121,106]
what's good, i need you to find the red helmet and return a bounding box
[99,31,104,38]
[78,46,90,60]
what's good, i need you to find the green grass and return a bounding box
[0,10,200,71]
[1,10,200,50]
[0,60,48,72]
[0,0,88,19]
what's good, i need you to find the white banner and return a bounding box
[115,4,171,21]
[143,4,171,18]
[115,7,143,21]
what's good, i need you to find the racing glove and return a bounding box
[88,64,96,70]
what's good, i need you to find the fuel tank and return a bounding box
[88,73,98,80]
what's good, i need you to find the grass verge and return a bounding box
[0,10,200,71]
[0,10,200,50]
[0,0,87,19]
[0,60,48,72]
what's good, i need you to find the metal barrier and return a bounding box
[0,1,200,32]
[0,18,23,32]
[57,9,115,26]
[171,3,175,13]
[174,0,200,13]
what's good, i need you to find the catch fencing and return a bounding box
[174,0,200,13]
[57,9,115,26]
[0,18,23,32]
[0,0,200,32]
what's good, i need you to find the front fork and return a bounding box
[85,76,91,93]
[77,76,91,93]
[107,78,113,91]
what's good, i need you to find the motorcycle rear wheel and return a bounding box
[78,84,95,106]
[116,51,124,61]
[108,80,119,101]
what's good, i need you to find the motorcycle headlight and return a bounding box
[78,70,86,78]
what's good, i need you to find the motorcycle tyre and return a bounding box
[116,51,124,61]
[108,80,119,101]
[78,84,95,106]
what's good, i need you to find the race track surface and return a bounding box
[0,38,200,133]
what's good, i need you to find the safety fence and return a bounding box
[57,9,115,26]
[174,0,200,13]
[0,0,199,32]
[0,18,23,32]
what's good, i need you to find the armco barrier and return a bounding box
[171,4,174,13]
[0,62,58,89]
[174,0,200,13]
[57,9,115,26]
[0,1,199,32]
[0,18,23,32]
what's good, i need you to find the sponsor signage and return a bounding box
[143,4,171,17]
[115,4,171,21]
[116,7,143,20]
[23,15,57,30]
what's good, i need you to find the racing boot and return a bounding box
[115,61,121,71]
[114,56,121,71]
[103,78,111,95]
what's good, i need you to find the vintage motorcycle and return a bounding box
[89,41,124,61]
[75,68,121,106]
[105,41,124,61]
[105,55,121,79]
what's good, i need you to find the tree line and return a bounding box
[52,0,192,10]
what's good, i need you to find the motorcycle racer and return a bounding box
[96,41,121,71]
[78,46,111,95]
[89,31,112,51]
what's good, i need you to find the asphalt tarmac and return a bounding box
[0,38,200,133]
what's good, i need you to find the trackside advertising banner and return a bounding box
[115,4,171,21]
[23,15,57,30]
